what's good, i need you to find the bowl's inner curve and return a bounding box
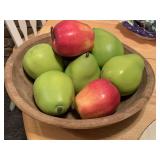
[12,36,148,120]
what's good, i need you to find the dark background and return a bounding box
[4,20,43,140]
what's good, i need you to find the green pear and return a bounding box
[22,43,63,79]
[92,28,124,67]
[101,54,145,96]
[33,70,74,115]
[65,53,100,93]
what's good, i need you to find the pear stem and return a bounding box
[50,26,55,41]
[85,52,90,57]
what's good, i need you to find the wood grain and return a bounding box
[23,89,155,140]
[29,20,156,140]
[39,20,156,59]
[5,20,155,139]
[4,32,155,129]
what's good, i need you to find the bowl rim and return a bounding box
[4,33,155,129]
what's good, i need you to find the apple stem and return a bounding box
[51,26,55,41]
[85,52,90,57]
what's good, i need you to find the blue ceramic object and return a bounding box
[122,20,156,39]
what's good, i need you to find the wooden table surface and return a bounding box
[23,20,156,140]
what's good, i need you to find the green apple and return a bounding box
[92,28,124,67]
[101,54,145,96]
[33,70,74,115]
[22,43,63,79]
[65,53,100,93]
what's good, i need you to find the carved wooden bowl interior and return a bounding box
[5,33,155,129]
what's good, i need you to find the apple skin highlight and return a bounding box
[52,20,94,57]
[76,79,120,119]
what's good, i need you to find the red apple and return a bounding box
[51,20,94,57]
[75,79,120,119]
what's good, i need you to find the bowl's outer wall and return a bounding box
[4,33,155,129]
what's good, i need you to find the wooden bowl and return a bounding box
[4,33,155,129]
